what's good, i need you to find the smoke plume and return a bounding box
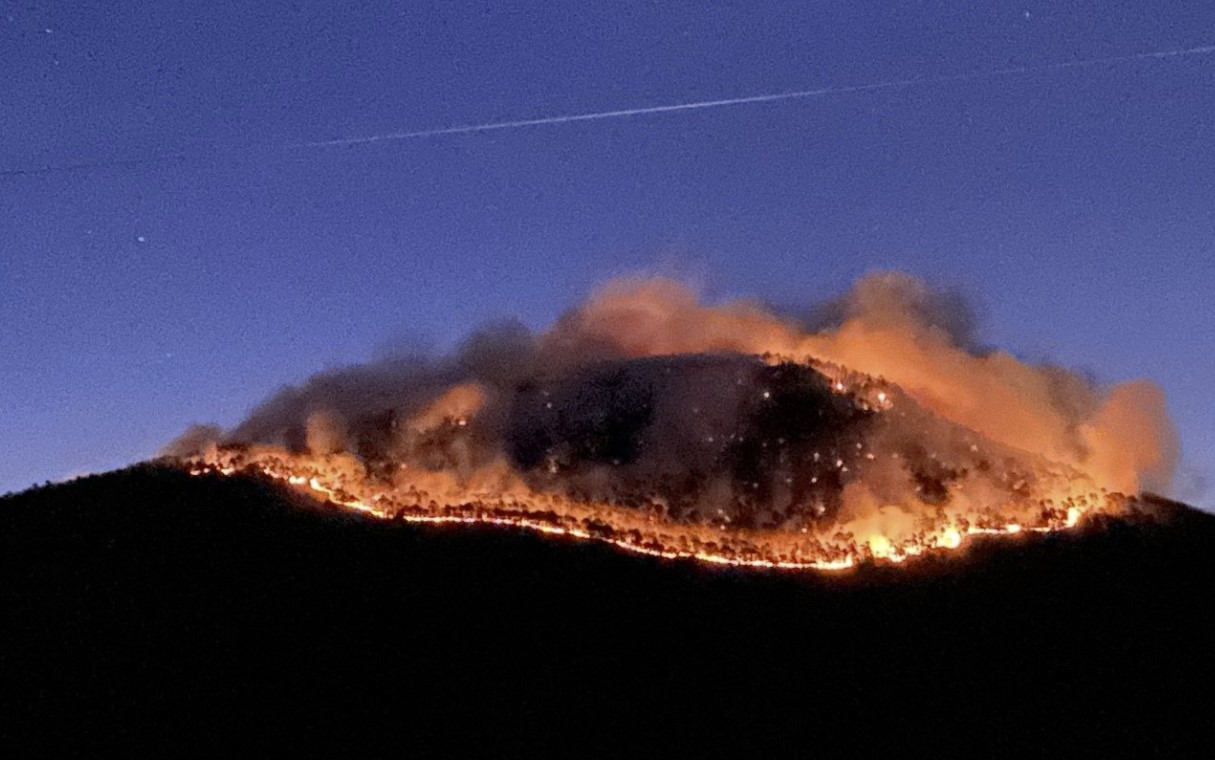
[168,272,1179,543]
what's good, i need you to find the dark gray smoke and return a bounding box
[166,273,1180,522]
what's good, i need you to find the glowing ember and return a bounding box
[167,274,1171,571]
[180,385,1125,574]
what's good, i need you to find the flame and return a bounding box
[165,275,1169,572]
[183,442,1120,573]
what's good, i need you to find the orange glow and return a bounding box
[161,275,1173,573]
[183,443,1119,573]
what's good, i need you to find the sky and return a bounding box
[2,1,1212,508]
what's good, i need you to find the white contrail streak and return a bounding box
[297,44,1215,149]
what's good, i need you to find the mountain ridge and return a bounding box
[2,464,1213,754]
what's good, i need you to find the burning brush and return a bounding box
[169,273,1177,570]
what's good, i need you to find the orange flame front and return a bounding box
[184,448,1118,572]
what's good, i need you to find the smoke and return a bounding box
[802,273,984,352]
[163,424,224,460]
[305,410,347,457]
[797,274,1179,495]
[167,272,1180,526]
[1081,381,1180,495]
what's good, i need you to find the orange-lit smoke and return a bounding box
[166,272,1179,568]
[547,273,1177,495]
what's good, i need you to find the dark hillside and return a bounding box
[2,466,1213,755]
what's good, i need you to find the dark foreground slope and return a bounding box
[2,466,1213,756]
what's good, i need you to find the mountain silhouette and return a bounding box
[2,464,1212,755]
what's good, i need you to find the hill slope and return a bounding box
[2,465,1213,754]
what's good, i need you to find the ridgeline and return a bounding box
[2,464,1212,754]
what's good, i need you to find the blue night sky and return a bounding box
[2,2,1212,507]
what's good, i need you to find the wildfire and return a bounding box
[166,275,1172,572]
[183,443,1120,573]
